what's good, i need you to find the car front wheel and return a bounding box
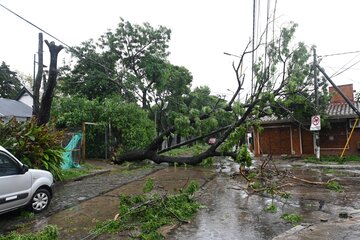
[30,188,51,213]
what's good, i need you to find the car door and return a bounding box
[0,151,32,212]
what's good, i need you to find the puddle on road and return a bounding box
[167,159,360,240]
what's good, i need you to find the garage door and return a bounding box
[259,127,291,155]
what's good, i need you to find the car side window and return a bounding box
[0,152,20,177]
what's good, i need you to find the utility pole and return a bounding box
[33,33,43,117]
[251,0,256,96]
[313,47,320,160]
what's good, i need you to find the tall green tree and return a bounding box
[101,18,171,109]
[59,18,173,108]
[58,40,127,100]
[0,61,22,99]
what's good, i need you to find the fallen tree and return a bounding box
[114,22,324,165]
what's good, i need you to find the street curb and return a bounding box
[56,169,111,185]
[272,224,312,240]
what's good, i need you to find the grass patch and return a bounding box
[19,210,35,220]
[164,144,208,157]
[93,181,202,239]
[281,213,303,225]
[0,225,59,240]
[61,163,100,181]
[326,180,343,192]
[163,144,216,167]
[305,155,360,164]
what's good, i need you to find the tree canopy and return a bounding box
[0,61,22,99]
[59,18,188,111]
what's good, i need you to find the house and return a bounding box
[15,87,33,108]
[0,98,32,123]
[253,84,360,157]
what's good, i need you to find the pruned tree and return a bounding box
[33,33,63,125]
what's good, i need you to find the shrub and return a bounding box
[52,96,156,158]
[0,118,65,180]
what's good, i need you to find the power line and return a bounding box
[332,58,360,78]
[330,52,360,77]
[323,65,360,71]
[319,50,360,58]
[0,3,71,49]
[0,3,130,92]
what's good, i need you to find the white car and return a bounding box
[0,146,54,214]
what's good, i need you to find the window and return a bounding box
[0,153,19,177]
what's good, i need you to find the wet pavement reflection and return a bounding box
[168,158,360,240]
[2,158,360,239]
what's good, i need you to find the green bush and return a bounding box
[52,96,156,158]
[0,118,65,180]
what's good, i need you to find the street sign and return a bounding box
[310,115,321,131]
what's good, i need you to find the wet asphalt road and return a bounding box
[2,158,360,239]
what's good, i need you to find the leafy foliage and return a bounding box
[59,18,180,111]
[0,225,59,240]
[255,23,330,125]
[236,144,252,167]
[0,118,65,180]
[0,61,22,99]
[58,40,123,100]
[52,96,156,156]
[94,181,201,239]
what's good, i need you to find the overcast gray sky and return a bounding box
[1,0,360,99]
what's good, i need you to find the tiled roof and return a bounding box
[260,115,291,123]
[327,102,360,119]
[0,98,32,118]
[260,102,360,124]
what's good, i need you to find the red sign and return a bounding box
[310,115,321,131]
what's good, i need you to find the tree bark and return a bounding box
[37,41,63,125]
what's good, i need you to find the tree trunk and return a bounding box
[37,41,63,125]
